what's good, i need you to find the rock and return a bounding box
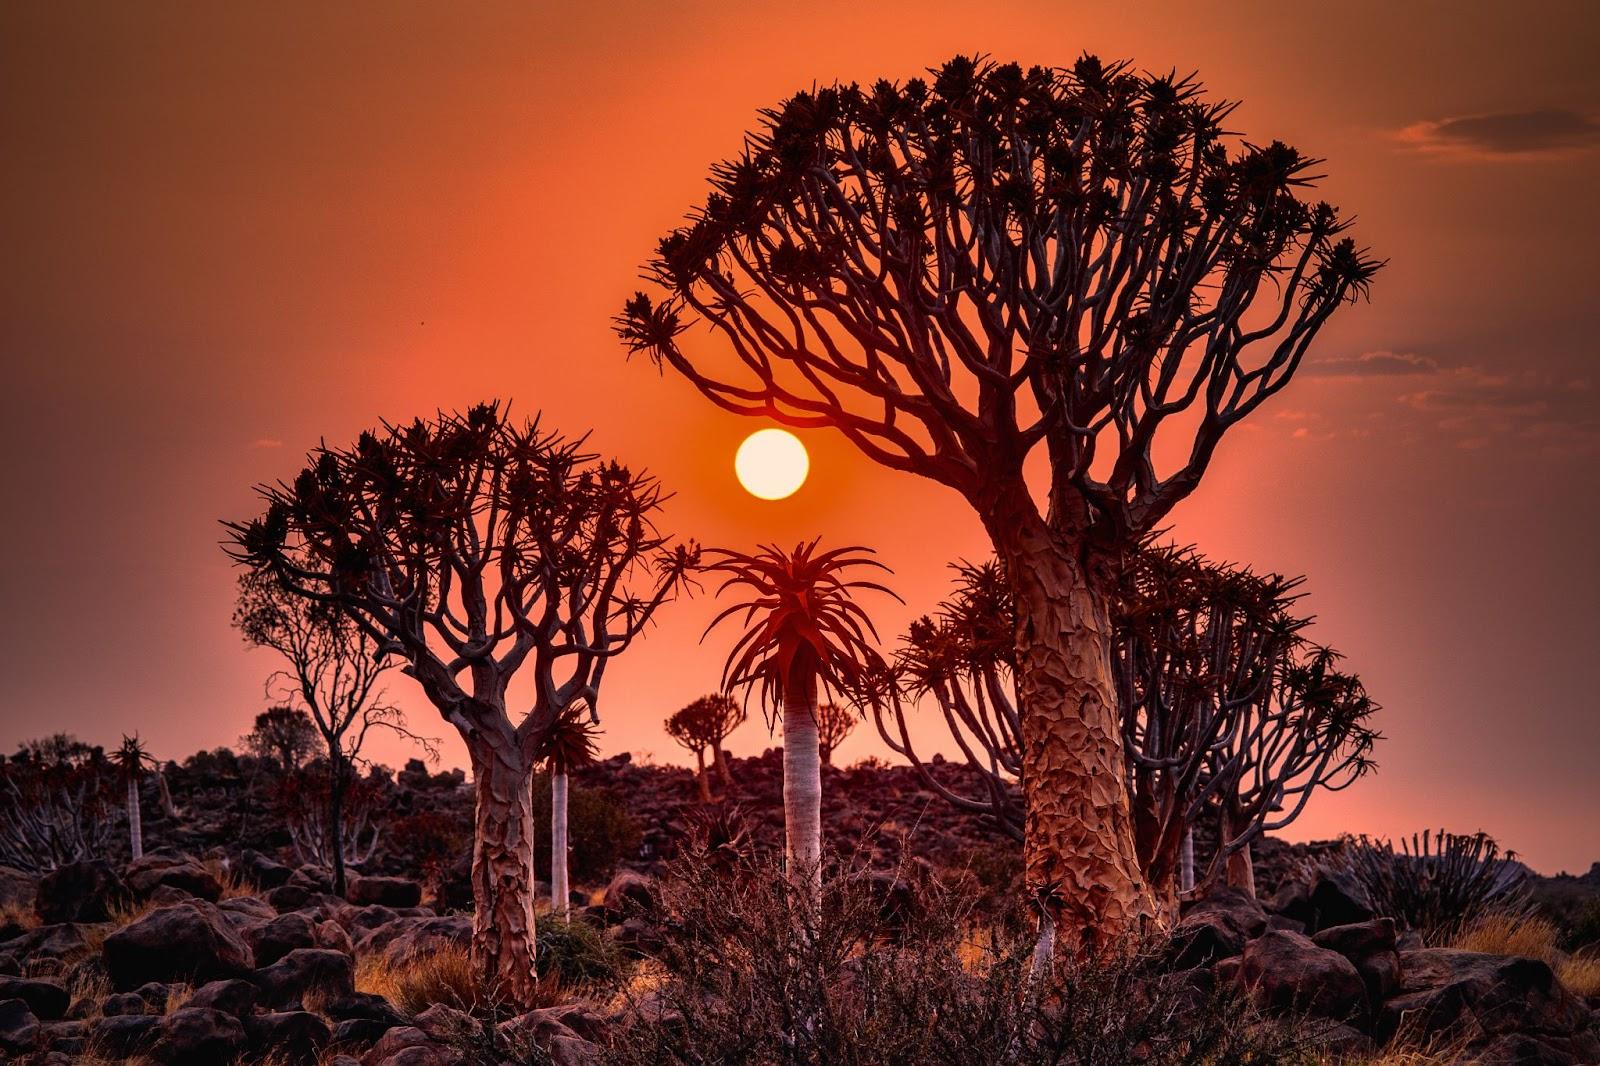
[35,860,129,923]
[247,911,320,966]
[252,947,355,1009]
[413,1001,473,1039]
[246,1010,332,1064]
[101,992,148,1016]
[1319,1022,1376,1058]
[348,876,423,908]
[1184,886,1270,938]
[362,1024,449,1065]
[133,981,171,1009]
[187,977,260,1016]
[0,976,68,1020]
[601,871,658,916]
[1271,869,1374,934]
[318,918,355,954]
[4,924,91,962]
[289,864,334,892]
[357,915,472,966]
[91,1012,160,1057]
[102,900,255,990]
[1376,949,1598,1060]
[1313,917,1403,1004]
[346,904,401,939]
[0,998,40,1054]
[218,895,278,924]
[238,849,293,889]
[152,1006,246,1066]
[266,883,326,913]
[125,855,223,902]
[0,866,36,910]
[324,991,407,1026]
[334,1016,399,1046]
[37,1017,88,1055]
[550,1033,605,1066]
[1238,929,1368,1023]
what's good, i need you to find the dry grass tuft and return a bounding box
[164,981,194,1014]
[68,968,111,1020]
[1451,910,1600,996]
[204,856,255,900]
[0,900,40,931]
[356,944,481,1015]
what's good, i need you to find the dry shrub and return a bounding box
[1556,951,1600,997]
[610,848,1328,1066]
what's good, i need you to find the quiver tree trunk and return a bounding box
[991,501,1156,956]
[550,768,570,918]
[1224,805,1257,897]
[782,665,823,896]
[713,743,734,788]
[126,778,143,861]
[470,743,539,1008]
[693,750,712,803]
[328,753,348,898]
[1180,829,1196,895]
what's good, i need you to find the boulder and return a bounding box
[266,883,327,913]
[1312,917,1403,1003]
[361,1024,450,1065]
[324,991,407,1027]
[187,977,260,1016]
[1270,869,1374,934]
[238,849,293,889]
[247,911,320,966]
[1376,948,1598,1060]
[346,904,401,939]
[0,866,36,910]
[356,915,472,966]
[601,871,657,916]
[4,924,91,963]
[133,981,172,1009]
[246,1010,332,1065]
[125,855,223,902]
[37,1017,88,1056]
[152,1006,246,1066]
[1238,929,1368,1023]
[0,976,68,1020]
[318,918,355,954]
[35,860,129,923]
[101,992,147,1016]
[218,895,277,924]
[91,1012,160,1057]
[103,900,255,990]
[0,997,40,1054]
[252,947,355,1009]
[347,876,423,908]
[1184,886,1270,938]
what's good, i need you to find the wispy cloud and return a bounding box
[1395,108,1600,159]
[1302,350,1439,378]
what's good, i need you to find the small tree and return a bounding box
[226,403,695,1007]
[112,735,158,861]
[814,703,855,767]
[537,704,600,917]
[234,565,427,897]
[0,737,115,872]
[666,705,717,803]
[619,55,1380,948]
[706,540,895,895]
[242,706,319,773]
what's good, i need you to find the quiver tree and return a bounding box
[667,694,748,799]
[234,564,431,898]
[536,704,600,917]
[277,766,386,869]
[814,703,856,767]
[666,704,717,803]
[225,402,696,1008]
[0,737,115,871]
[242,706,319,773]
[617,53,1381,949]
[112,735,158,861]
[706,540,896,895]
[875,547,1379,911]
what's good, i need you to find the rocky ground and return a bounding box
[0,749,1594,1063]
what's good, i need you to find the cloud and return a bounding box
[1396,109,1600,158]
[1302,351,1439,378]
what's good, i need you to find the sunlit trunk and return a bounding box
[550,767,570,918]
[126,778,143,861]
[782,665,822,896]
[1180,828,1196,894]
[987,491,1155,959]
[1224,806,1256,897]
[469,741,539,1008]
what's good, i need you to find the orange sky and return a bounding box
[3,2,1597,872]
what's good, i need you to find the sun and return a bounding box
[735,428,809,500]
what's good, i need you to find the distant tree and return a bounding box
[226,403,696,1007]
[665,705,717,803]
[0,736,114,872]
[242,706,319,773]
[666,694,747,800]
[706,540,895,896]
[814,703,855,767]
[537,704,600,917]
[112,735,158,861]
[234,565,429,897]
[619,55,1381,949]
[277,765,387,870]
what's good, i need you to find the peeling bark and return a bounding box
[987,493,1156,955]
[470,742,539,1008]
